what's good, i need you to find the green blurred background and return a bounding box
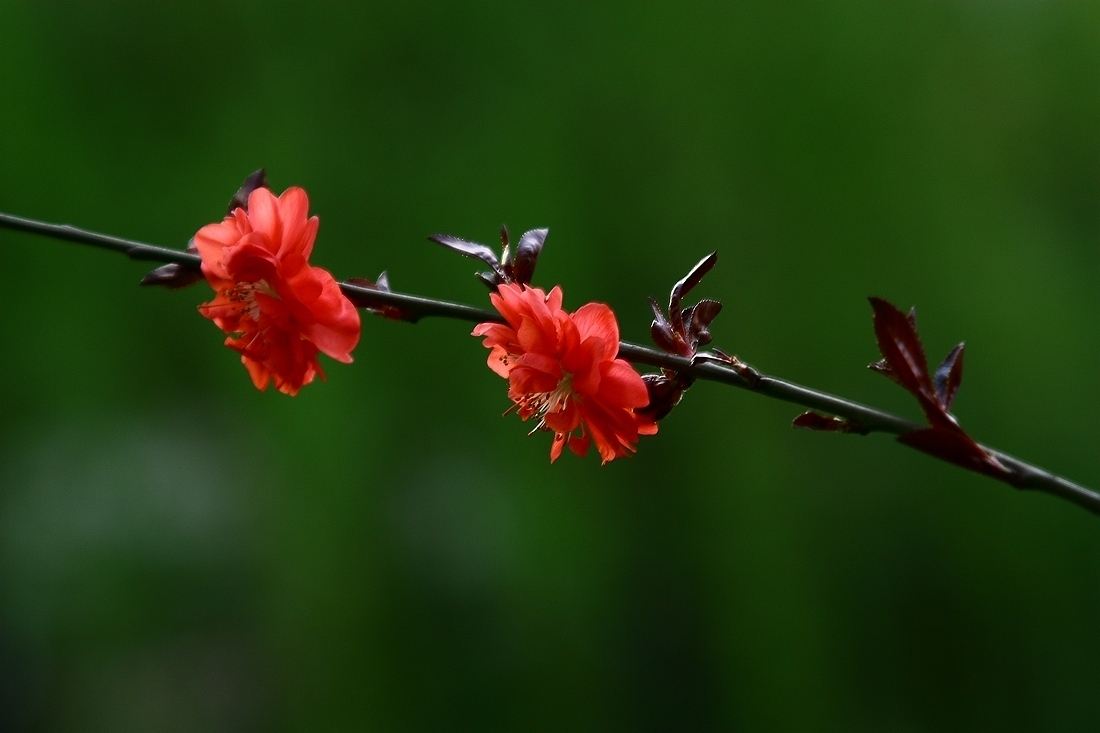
[2,1,1099,730]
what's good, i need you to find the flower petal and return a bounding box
[597,359,649,409]
[549,434,566,463]
[245,188,281,254]
[194,219,244,281]
[509,365,558,395]
[276,187,311,259]
[572,303,619,358]
[489,283,528,330]
[485,346,512,377]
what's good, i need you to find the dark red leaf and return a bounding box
[899,426,1012,482]
[227,169,267,214]
[507,227,548,285]
[868,313,919,388]
[649,297,669,324]
[868,297,931,393]
[792,411,863,433]
[650,320,683,355]
[689,299,722,346]
[868,297,946,424]
[636,372,689,422]
[649,298,687,355]
[669,252,718,321]
[428,234,502,272]
[934,342,965,410]
[678,303,695,335]
[690,299,722,329]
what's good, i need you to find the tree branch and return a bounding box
[2,210,1097,516]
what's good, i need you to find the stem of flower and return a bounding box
[2,210,1097,516]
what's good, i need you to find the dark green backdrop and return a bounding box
[2,1,1099,731]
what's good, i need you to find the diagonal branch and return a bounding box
[2,211,1097,516]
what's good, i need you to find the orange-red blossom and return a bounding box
[473,283,657,463]
[194,187,360,395]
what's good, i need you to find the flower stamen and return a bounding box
[516,373,573,425]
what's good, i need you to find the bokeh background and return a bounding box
[2,1,1099,730]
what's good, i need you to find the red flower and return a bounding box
[473,283,657,463]
[194,187,361,395]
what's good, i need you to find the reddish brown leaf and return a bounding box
[864,298,1012,484]
[689,299,722,347]
[899,426,1012,482]
[669,252,718,321]
[868,297,948,425]
[792,411,864,434]
[868,297,932,394]
[636,372,689,423]
[648,254,724,361]
[650,321,683,356]
[649,298,687,355]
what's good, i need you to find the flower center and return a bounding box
[517,373,575,432]
[226,279,276,321]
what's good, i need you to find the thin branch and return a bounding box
[2,210,1097,516]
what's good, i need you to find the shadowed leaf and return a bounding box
[648,298,684,355]
[868,297,932,395]
[648,254,724,362]
[669,252,718,320]
[507,227,548,285]
[868,297,945,424]
[689,299,722,345]
[636,372,689,423]
[475,271,499,290]
[227,169,267,214]
[793,411,864,434]
[865,297,1013,484]
[428,234,502,271]
[935,343,965,410]
[899,427,1012,482]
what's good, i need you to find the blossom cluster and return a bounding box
[193,186,360,395]
[171,175,680,463]
[22,168,1064,501]
[472,283,657,463]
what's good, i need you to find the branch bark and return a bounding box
[2,210,1097,516]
